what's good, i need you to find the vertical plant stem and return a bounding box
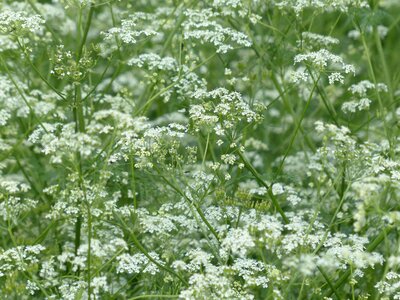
[71,5,95,298]
[131,155,138,209]
[275,74,320,177]
[87,203,92,300]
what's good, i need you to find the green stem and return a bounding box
[15,38,66,101]
[236,151,289,224]
[87,204,92,300]
[374,28,393,104]
[73,4,94,279]
[356,20,393,156]
[130,155,138,209]
[158,172,221,242]
[318,266,342,300]
[0,55,48,133]
[276,74,320,177]
[135,53,216,116]
[77,4,95,61]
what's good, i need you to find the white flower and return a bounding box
[220,228,255,257]
[328,72,344,85]
[102,14,157,44]
[117,252,161,275]
[272,183,285,195]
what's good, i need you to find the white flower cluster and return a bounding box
[29,123,101,164]
[211,0,262,24]
[294,49,355,73]
[58,280,87,300]
[322,234,383,272]
[349,80,388,96]
[1,0,398,298]
[0,178,36,222]
[180,266,255,300]
[128,53,177,71]
[26,280,40,295]
[0,10,44,34]
[102,13,158,45]
[137,208,178,234]
[341,98,371,113]
[348,25,389,40]
[182,9,252,53]
[0,245,45,277]
[177,248,269,299]
[0,109,11,126]
[342,80,387,113]
[220,228,255,258]
[313,121,369,180]
[189,88,262,135]
[300,32,340,48]
[0,35,17,52]
[275,0,369,16]
[117,252,161,275]
[0,195,37,222]
[0,76,62,126]
[375,272,400,299]
[131,123,191,169]
[291,48,355,86]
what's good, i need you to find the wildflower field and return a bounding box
[1,0,400,299]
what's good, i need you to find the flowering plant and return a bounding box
[1,0,400,299]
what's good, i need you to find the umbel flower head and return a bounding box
[0,10,44,35]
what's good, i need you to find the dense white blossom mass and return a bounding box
[0,0,399,299]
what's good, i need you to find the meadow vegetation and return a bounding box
[1,0,400,299]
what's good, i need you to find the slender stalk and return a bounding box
[77,4,95,61]
[202,133,210,167]
[86,204,92,300]
[318,266,342,300]
[374,28,394,104]
[131,155,138,209]
[0,55,48,132]
[71,6,95,299]
[275,74,320,177]
[355,20,393,157]
[15,38,66,101]
[158,172,221,242]
[236,150,289,224]
[135,53,216,116]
